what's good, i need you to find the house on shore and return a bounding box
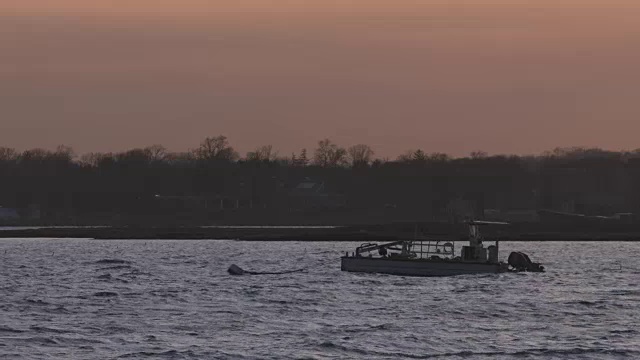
[0,206,20,223]
[287,179,345,212]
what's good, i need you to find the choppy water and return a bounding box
[0,239,639,359]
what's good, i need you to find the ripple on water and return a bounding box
[97,265,134,271]
[115,350,195,359]
[1,239,639,359]
[94,259,132,265]
[0,326,24,334]
[29,326,74,334]
[23,299,51,306]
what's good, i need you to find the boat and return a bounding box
[341,221,544,277]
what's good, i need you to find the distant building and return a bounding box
[542,165,632,215]
[0,207,19,222]
[288,179,345,211]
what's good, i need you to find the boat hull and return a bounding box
[341,257,504,277]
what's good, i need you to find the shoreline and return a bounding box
[2,224,640,241]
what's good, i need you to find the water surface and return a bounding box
[0,239,638,359]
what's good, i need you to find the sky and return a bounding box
[2,1,640,158]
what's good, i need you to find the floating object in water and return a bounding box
[228,264,247,275]
[341,221,545,277]
[227,264,305,275]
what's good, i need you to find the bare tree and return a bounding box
[470,150,488,159]
[246,145,277,162]
[53,145,75,162]
[299,149,309,166]
[397,149,449,163]
[20,148,49,162]
[166,152,195,166]
[144,144,168,162]
[428,152,450,162]
[275,155,294,166]
[543,146,617,160]
[194,136,238,161]
[347,144,374,167]
[116,148,151,166]
[371,158,387,167]
[80,152,108,167]
[397,149,415,162]
[313,139,347,167]
[0,147,18,161]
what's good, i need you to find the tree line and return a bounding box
[1,137,639,224]
[75,136,377,168]
[3,136,639,169]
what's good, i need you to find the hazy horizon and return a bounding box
[2,1,640,157]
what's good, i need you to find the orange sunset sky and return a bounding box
[2,1,639,157]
